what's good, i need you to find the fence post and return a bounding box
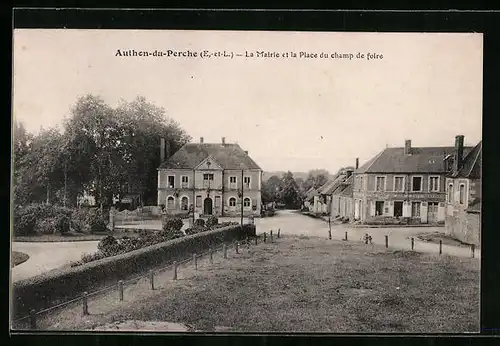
[278,229,281,238]
[255,236,258,245]
[210,248,214,264]
[345,231,348,241]
[223,244,228,259]
[385,235,389,248]
[328,229,332,240]
[173,261,178,280]
[411,237,414,251]
[82,292,89,315]
[150,271,155,290]
[471,244,475,258]
[264,232,267,243]
[193,253,198,270]
[247,235,250,249]
[439,240,442,255]
[118,280,124,301]
[236,242,240,254]
[29,309,37,329]
[270,230,273,242]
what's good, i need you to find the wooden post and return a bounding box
[255,236,258,245]
[30,309,37,329]
[278,229,281,238]
[149,271,155,290]
[439,240,442,255]
[118,280,124,301]
[193,253,198,270]
[270,230,273,242]
[328,229,332,240]
[411,237,414,251]
[236,242,240,254]
[385,235,389,248]
[82,292,89,315]
[264,232,267,243]
[345,231,348,241]
[173,261,178,280]
[210,248,214,264]
[247,235,250,249]
[471,244,475,258]
[223,244,228,259]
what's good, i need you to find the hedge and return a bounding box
[12,223,255,318]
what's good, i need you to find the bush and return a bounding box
[194,218,205,227]
[98,235,119,255]
[71,208,107,233]
[162,217,184,232]
[14,203,73,236]
[206,215,218,227]
[184,226,205,235]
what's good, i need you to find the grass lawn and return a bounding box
[11,251,29,267]
[27,235,479,333]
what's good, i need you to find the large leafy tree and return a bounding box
[280,171,301,209]
[303,169,330,191]
[261,175,281,203]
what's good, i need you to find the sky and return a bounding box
[13,30,483,174]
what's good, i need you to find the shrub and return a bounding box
[14,203,73,236]
[98,235,119,255]
[184,226,205,235]
[72,208,107,233]
[162,217,184,232]
[206,215,218,227]
[194,218,205,227]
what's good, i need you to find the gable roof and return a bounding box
[159,143,262,170]
[449,141,481,179]
[355,146,473,174]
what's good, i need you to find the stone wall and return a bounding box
[445,210,480,246]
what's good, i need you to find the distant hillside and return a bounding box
[262,171,310,182]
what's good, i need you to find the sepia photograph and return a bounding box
[11,28,482,333]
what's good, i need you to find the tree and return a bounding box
[261,175,281,203]
[303,169,330,191]
[280,171,301,209]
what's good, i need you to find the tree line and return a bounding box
[13,94,191,209]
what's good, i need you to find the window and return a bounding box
[447,183,453,203]
[167,176,175,188]
[215,196,221,207]
[196,196,202,208]
[412,177,422,192]
[229,197,236,207]
[167,196,175,209]
[203,173,214,181]
[181,196,188,210]
[181,176,189,188]
[394,177,404,192]
[429,176,440,192]
[411,202,421,217]
[375,176,386,191]
[229,176,237,188]
[244,176,251,188]
[244,198,251,207]
[360,176,364,190]
[459,184,466,204]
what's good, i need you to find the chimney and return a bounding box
[404,139,412,155]
[355,158,359,170]
[200,137,204,144]
[244,150,248,155]
[453,135,465,173]
[160,137,165,162]
[221,137,226,144]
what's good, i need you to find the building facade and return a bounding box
[444,141,481,246]
[352,136,472,224]
[157,137,262,217]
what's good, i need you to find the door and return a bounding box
[375,201,384,216]
[427,202,438,223]
[203,198,213,215]
[394,201,403,218]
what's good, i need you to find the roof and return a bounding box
[355,146,473,174]
[466,198,481,213]
[449,141,482,179]
[339,175,354,197]
[305,187,319,201]
[158,143,261,170]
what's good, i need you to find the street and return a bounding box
[11,209,479,283]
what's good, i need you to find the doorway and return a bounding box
[375,201,384,216]
[394,201,403,218]
[427,202,439,223]
[203,197,213,215]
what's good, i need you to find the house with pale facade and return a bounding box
[352,136,472,224]
[157,137,262,217]
[444,140,481,246]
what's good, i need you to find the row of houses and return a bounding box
[305,135,482,245]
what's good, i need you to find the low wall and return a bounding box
[445,210,480,246]
[12,224,256,318]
